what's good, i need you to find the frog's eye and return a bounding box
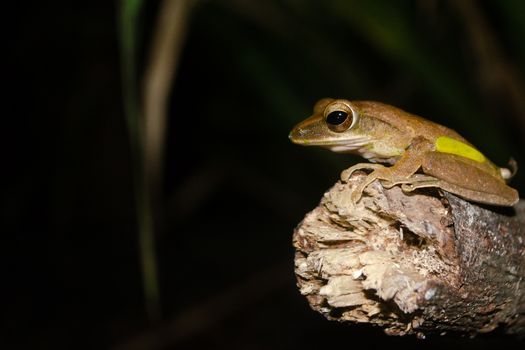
[324,103,357,132]
[326,111,348,126]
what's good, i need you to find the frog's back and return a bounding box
[353,101,503,177]
[353,101,469,143]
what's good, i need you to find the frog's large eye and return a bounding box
[326,111,348,126]
[324,102,357,132]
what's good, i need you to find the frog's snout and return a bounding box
[289,126,309,144]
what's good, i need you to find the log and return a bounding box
[293,171,525,337]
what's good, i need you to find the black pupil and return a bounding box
[326,111,348,125]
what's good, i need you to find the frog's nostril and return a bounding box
[289,127,307,144]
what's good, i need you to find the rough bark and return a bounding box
[293,172,525,337]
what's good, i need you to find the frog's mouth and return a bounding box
[289,130,370,152]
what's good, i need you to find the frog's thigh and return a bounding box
[420,151,518,206]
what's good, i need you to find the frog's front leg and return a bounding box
[340,163,386,182]
[350,160,422,203]
[350,138,433,203]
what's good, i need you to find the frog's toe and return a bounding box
[380,180,397,189]
[340,169,352,182]
[350,189,364,205]
[401,180,439,193]
[341,163,384,182]
[401,183,416,192]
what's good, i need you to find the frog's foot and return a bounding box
[401,179,441,193]
[341,163,385,182]
[349,167,392,204]
[382,174,441,193]
[380,174,438,189]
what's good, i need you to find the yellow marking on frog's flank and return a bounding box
[435,136,486,163]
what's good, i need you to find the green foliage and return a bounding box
[118,0,161,322]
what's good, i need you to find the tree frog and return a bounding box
[289,98,519,206]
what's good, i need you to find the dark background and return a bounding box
[4,0,525,349]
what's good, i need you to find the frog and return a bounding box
[289,98,519,206]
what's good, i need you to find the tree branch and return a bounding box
[293,172,525,337]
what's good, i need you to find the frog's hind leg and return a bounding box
[401,178,516,206]
[405,151,519,206]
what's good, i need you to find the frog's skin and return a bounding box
[289,98,519,206]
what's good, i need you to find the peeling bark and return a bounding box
[293,172,525,337]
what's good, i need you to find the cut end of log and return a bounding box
[293,172,525,336]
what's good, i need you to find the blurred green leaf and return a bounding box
[118,0,160,322]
